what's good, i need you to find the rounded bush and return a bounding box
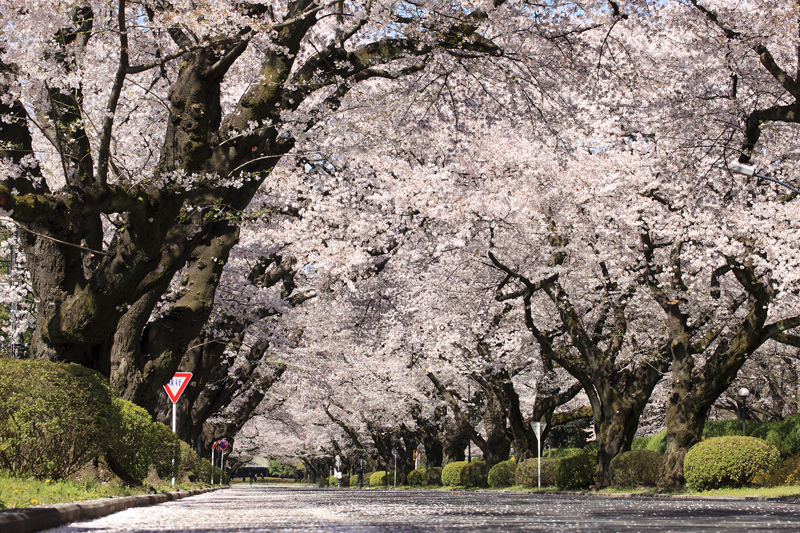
[327,475,338,487]
[0,359,120,479]
[684,436,781,491]
[515,457,560,488]
[609,450,662,488]
[555,454,596,490]
[753,455,800,487]
[424,466,443,486]
[487,459,516,488]
[369,470,395,486]
[106,398,180,485]
[464,460,486,487]
[441,461,468,486]
[407,468,426,486]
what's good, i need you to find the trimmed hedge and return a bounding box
[515,457,560,488]
[369,470,396,486]
[487,459,516,488]
[631,430,667,454]
[608,450,662,488]
[753,455,800,486]
[749,414,800,456]
[703,419,765,439]
[107,398,181,485]
[441,461,468,486]
[350,474,366,487]
[464,460,486,487]
[555,454,596,490]
[0,359,120,479]
[0,358,220,487]
[684,436,781,491]
[424,466,442,486]
[407,468,426,486]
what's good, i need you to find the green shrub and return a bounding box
[0,359,121,479]
[350,471,368,487]
[407,468,426,486]
[631,430,667,454]
[750,414,800,456]
[340,474,350,486]
[555,454,596,490]
[515,457,560,487]
[703,419,765,438]
[369,470,395,486]
[464,460,486,487]
[684,436,781,491]
[424,466,442,486]
[753,455,800,486]
[105,398,180,485]
[609,450,662,488]
[487,459,516,488]
[548,447,584,458]
[318,476,329,487]
[327,475,338,487]
[441,461,468,486]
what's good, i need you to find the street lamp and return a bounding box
[738,387,750,436]
[727,161,800,195]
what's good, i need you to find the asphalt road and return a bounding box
[42,484,800,532]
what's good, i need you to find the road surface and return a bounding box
[43,484,800,532]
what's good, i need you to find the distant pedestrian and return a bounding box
[356,466,364,489]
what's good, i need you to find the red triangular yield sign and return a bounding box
[164,372,193,403]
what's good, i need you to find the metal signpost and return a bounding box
[531,422,547,489]
[335,455,342,488]
[163,372,192,486]
[392,448,398,487]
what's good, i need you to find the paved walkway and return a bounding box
[43,485,800,532]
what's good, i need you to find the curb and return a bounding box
[0,487,221,533]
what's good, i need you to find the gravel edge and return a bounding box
[0,487,222,533]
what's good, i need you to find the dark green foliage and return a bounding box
[106,398,180,485]
[608,450,662,488]
[631,430,667,454]
[515,457,560,487]
[464,460,486,487]
[554,454,596,490]
[0,358,121,479]
[424,466,442,486]
[487,459,516,488]
[318,476,329,487]
[547,447,583,458]
[441,461,468,486]
[684,436,781,491]
[749,414,800,456]
[703,419,765,438]
[269,459,295,478]
[407,468,426,486]
[548,418,592,449]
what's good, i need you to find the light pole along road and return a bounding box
[42,484,800,532]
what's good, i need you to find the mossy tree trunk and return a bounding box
[0,1,505,442]
[490,247,670,488]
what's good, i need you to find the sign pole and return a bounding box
[532,422,546,490]
[211,445,215,485]
[163,372,192,487]
[171,403,177,486]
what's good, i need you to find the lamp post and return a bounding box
[467,383,471,463]
[739,387,750,436]
[727,161,800,195]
